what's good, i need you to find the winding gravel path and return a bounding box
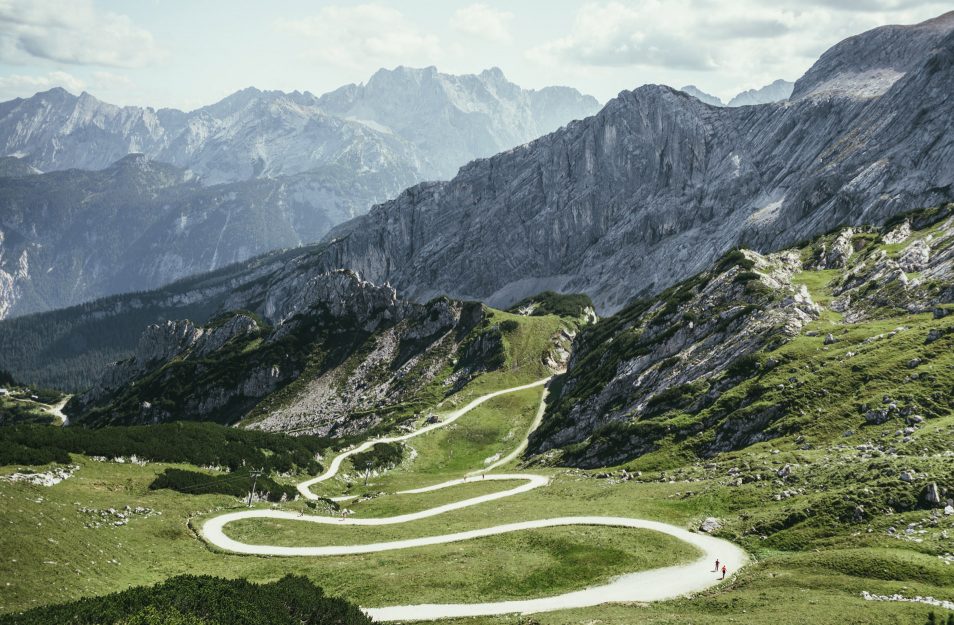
[201,379,748,620]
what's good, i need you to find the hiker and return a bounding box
[721,564,727,579]
[714,558,719,571]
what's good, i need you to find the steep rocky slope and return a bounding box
[0,70,598,318]
[0,242,327,390]
[0,154,361,317]
[311,13,954,314]
[66,270,574,434]
[0,155,313,317]
[528,204,954,467]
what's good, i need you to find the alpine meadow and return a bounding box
[1,3,953,625]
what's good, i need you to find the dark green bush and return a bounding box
[149,468,297,502]
[0,422,324,473]
[499,319,520,333]
[0,574,371,625]
[509,291,594,318]
[716,249,755,272]
[351,442,404,484]
[726,353,760,379]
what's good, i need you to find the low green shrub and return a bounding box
[149,468,298,502]
[0,422,324,473]
[0,574,370,625]
[509,291,594,318]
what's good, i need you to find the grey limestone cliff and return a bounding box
[310,13,954,315]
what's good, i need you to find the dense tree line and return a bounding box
[508,291,594,318]
[0,369,15,386]
[0,422,323,473]
[0,574,371,625]
[149,467,298,502]
[0,293,223,391]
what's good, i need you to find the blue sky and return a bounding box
[0,1,949,109]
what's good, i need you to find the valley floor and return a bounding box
[200,380,745,620]
[1,371,952,624]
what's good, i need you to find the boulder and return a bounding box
[699,517,722,533]
[882,220,911,244]
[819,229,855,269]
[898,238,930,272]
[922,482,942,506]
[864,409,890,425]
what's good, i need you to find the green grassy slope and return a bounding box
[2,216,953,625]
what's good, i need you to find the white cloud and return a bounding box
[528,1,950,100]
[0,0,165,68]
[91,70,134,91]
[276,4,441,69]
[451,4,514,43]
[0,70,85,100]
[528,2,718,70]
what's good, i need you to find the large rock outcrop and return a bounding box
[529,206,954,467]
[528,247,821,466]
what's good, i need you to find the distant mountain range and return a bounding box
[0,68,599,318]
[680,79,795,107]
[5,11,953,395]
[303,12,954,313]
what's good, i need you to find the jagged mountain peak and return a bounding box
[29,86,75,103]
[317,65,600,179]
[479,66,508,81]
[792,10,954,101]
[679,85,724,107]
[726,79,794,107]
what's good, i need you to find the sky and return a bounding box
[0,0,950,110]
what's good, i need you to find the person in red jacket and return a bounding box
[721,564,727,579]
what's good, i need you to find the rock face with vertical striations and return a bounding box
[311,13,954,315]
